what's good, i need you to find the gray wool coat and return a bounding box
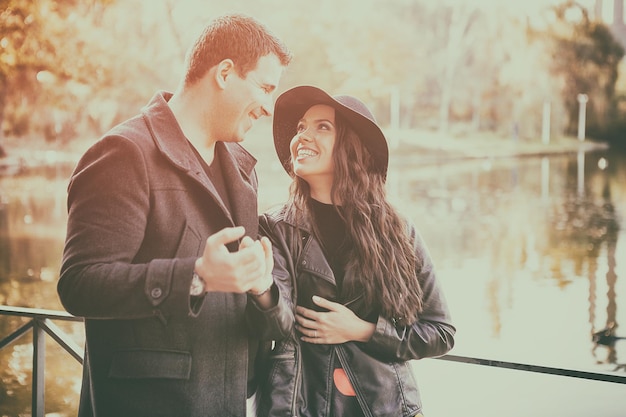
[58,91,290,417]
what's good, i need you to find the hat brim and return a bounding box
[272,85,389,177]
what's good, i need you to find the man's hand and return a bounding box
[194,226,268,294]
[240,235,274,295]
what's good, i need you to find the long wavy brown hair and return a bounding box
[286,112,424,323]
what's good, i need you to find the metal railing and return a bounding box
[0,305,84,417]
[438,353,626,384]
[1,305,625,416]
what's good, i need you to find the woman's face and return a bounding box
[289,104,337,199]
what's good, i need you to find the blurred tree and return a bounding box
[382,1,559,140]
[2,0,622,149]
[0,0,186,148]
[72,0,185,136]
[538,1,624,138]
[227,0,429,128]
[433,3,481,134]
[490,13,568,141]
[0,0,114,144]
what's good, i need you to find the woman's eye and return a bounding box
[296,124,306,133]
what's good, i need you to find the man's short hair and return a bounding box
[184,14,292,86]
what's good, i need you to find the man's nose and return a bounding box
[260,103,272,117]
[261,95,273,117]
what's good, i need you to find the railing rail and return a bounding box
[1,304,625,416]
[437,354,626,384]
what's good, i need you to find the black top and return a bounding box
[309,198,348,290]
[198,147,232,213]
[309,198,364,416]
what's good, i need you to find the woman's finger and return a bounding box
[295,313,317,328]
[296,305,320,320]
[312,295,342,311]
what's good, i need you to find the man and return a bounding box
[58,14,292,417]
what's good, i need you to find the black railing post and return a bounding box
[32,318,45,417]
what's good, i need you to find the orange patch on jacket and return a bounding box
[333,368,356,396]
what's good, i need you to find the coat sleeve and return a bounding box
[363,226,456,362]
[57,135,197,320]
[245,213,296,341]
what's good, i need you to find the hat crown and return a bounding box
[334,95,377,125]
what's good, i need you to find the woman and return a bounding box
[258,86,456,417]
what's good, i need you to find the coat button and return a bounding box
[302,260,307,266]
[151,288,163,299]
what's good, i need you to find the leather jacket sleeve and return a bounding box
[245,269,295,341]
[363,226,456,362]
[255,212,297,341]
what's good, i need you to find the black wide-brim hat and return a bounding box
[273,85,389,178]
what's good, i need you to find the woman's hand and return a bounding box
[296,296,375,344]
[242,235,275,309]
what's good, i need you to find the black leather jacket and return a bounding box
[258,206,456,417]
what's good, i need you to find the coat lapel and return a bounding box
[141,91,258,238]
[216,142,258,238]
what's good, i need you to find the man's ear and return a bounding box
[215,59,235,89]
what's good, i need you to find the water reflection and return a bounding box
[584,180,624,370]
[547,167,622,370]
[0,150,624,415]
[0,164,81,415]
[396,149,624,372]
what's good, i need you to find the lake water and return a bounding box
[0,144,624,416]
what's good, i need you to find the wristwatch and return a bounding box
[190,272,206,296]
[248,282,273,297]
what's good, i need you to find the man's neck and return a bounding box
[168,86,217,164]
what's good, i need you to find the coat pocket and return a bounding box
[108,349,192,380]
[174,222,203,258]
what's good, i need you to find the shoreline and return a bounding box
[0,133,612,175]
[388,130,610,165]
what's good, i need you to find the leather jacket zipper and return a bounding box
[291,342,302,416]
[336,345,373,417]
[343,292,364,307]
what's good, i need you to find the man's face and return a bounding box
[219,54,284,143]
